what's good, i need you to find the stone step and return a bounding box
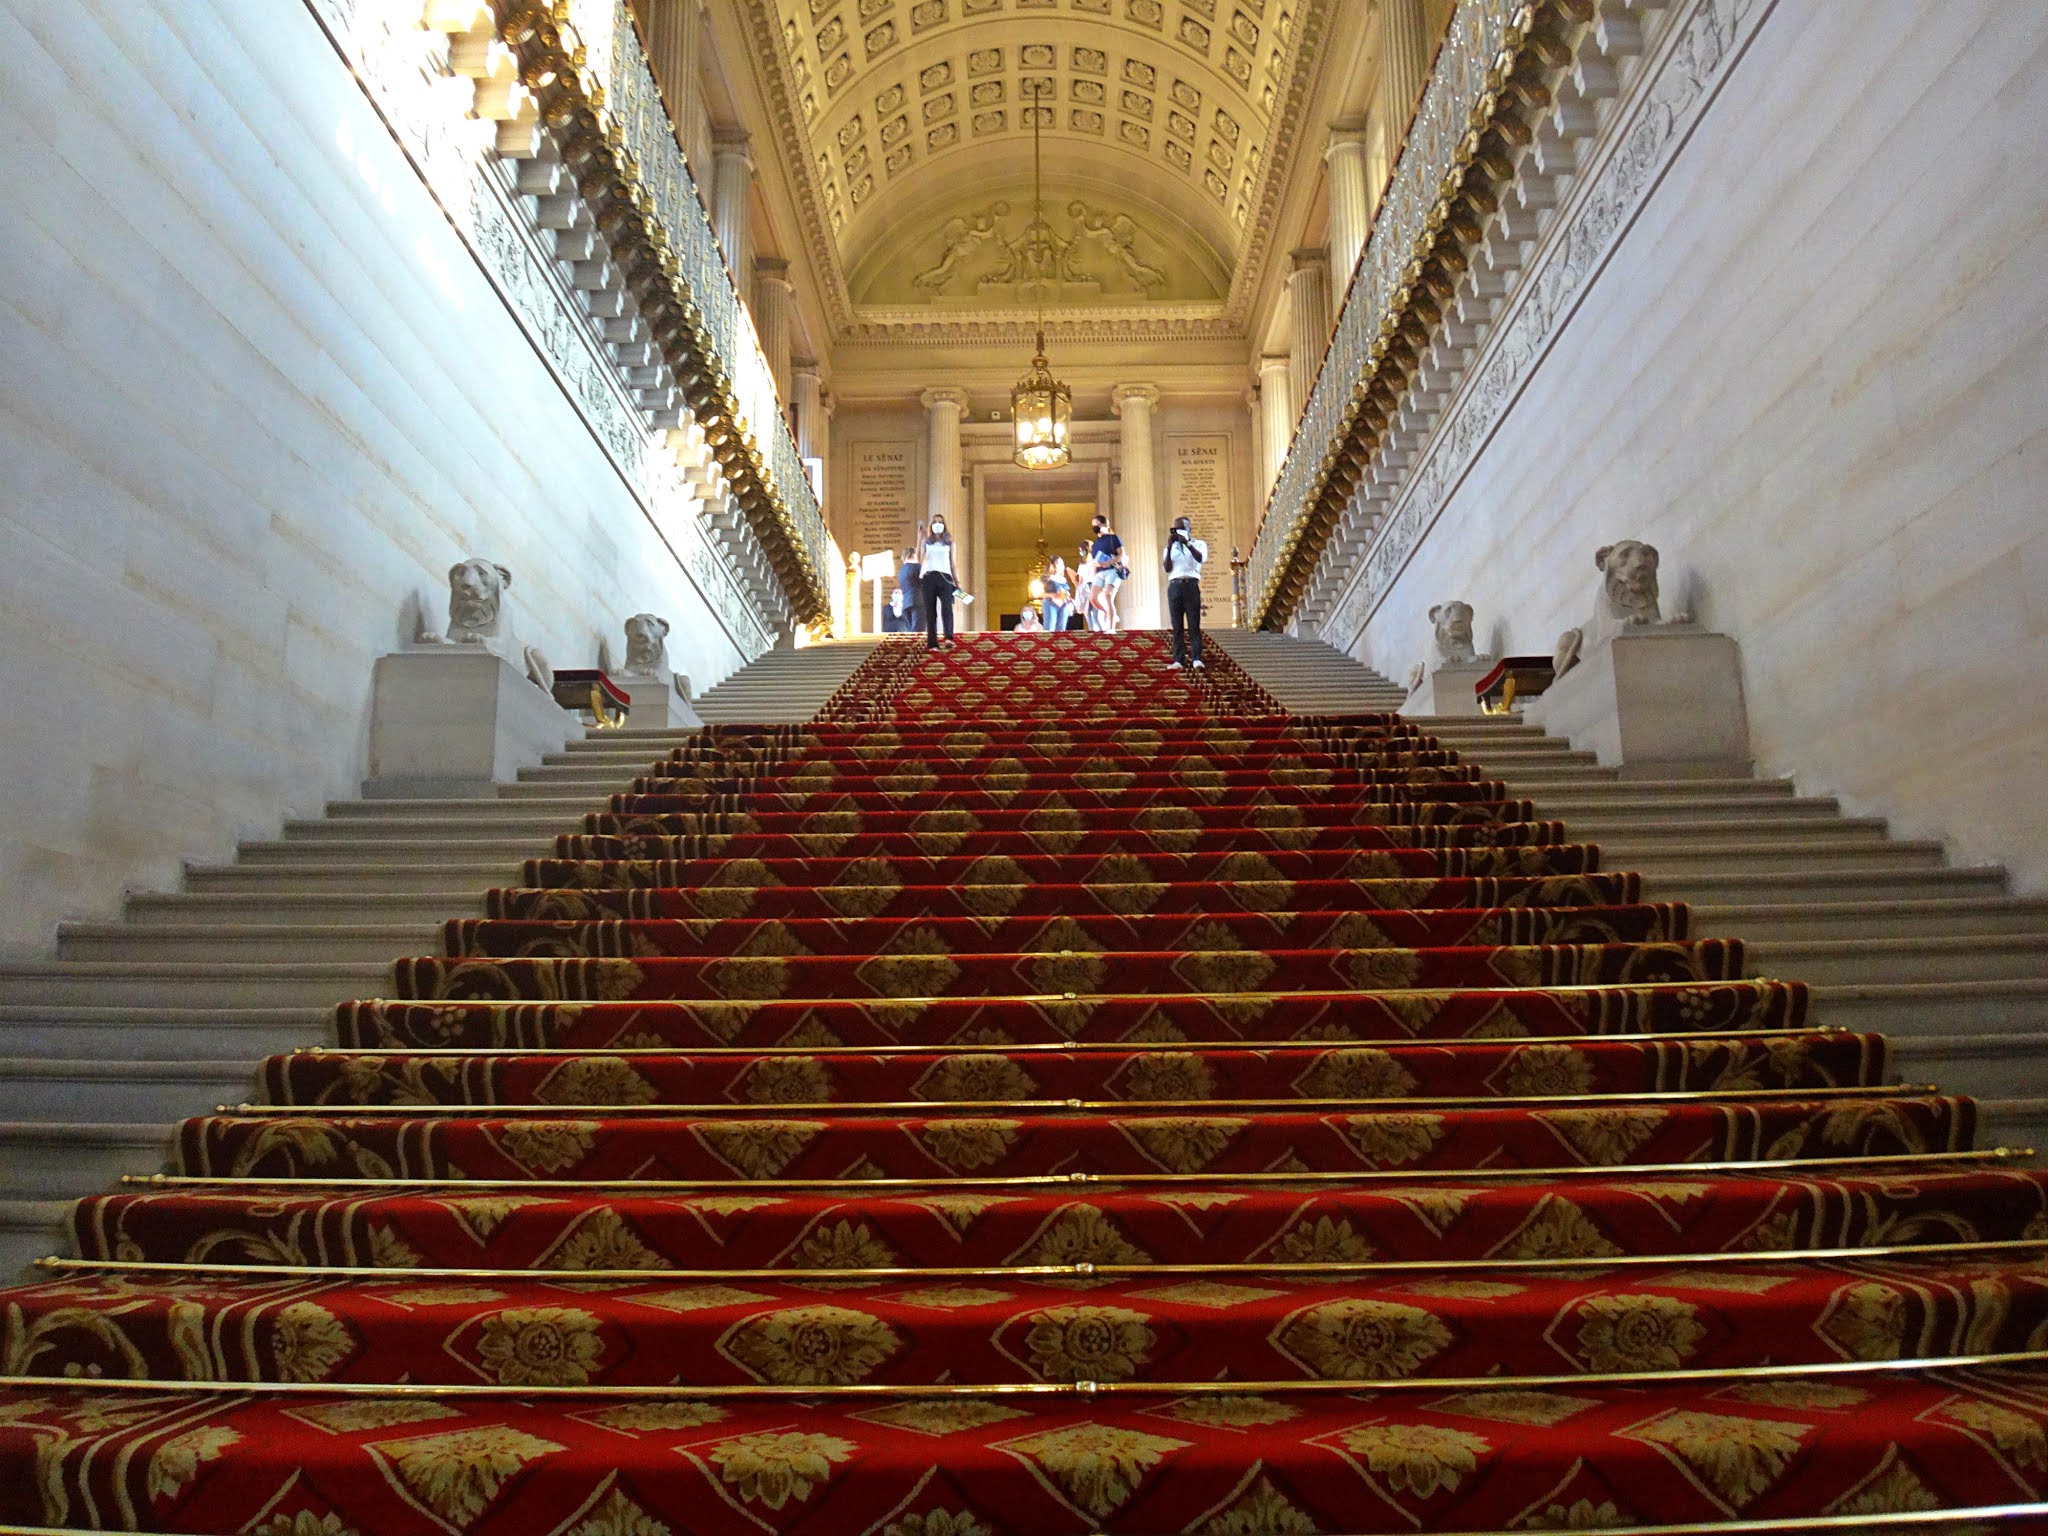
[1603,837,1949,876]
[0,962,386,1009]
[1515,777,1789,799]
[1541,795,1840,824]
[186,861,518,894]
[0,1122,170,1201]
[0,1005,330,1060]
[127,891,486,926]
[1893,1034,2048,1103]
[1980,1097,2048,1152]
[1809,978,2048,1039]
[1749,934,2048,986]
[237,836,538,865]
[1643,866,2011,907]
[56,923,437,965]
[287,799,1860,842]
[0,1058,254,1120]
[345,796,605,818]
[0,1200,72,1282]
[1695,897,2048,943]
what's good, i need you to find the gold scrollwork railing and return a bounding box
[1246,0,1586,630]
[496,0,833,624]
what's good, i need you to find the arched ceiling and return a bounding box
[738,0,1337,338]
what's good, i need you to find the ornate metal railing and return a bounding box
[508,0,833,621]
[1246,0,1557,629]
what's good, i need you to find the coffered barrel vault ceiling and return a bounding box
[742,0,1339,338]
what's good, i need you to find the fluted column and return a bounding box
[1245,384,1265,512]
[1111,383,1164,631]
[712,133,753,279]
[1288,248,1333,409]
[753,257,794,403]
[921,386,969,626]
[1257,355,1293,499]
[632,0,700,159]
[1377,0,1433,168]
[1325,118,1374,292]
[792,358,826,496]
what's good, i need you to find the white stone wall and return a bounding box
[1347,0,2048,888]
[0,0,759,953]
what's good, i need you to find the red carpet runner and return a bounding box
[3,631,2046,1534]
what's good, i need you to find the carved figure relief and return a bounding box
[903,198,1178,300]
[990,210,1084,287]
[1069,201,1165,292]
[912,202,1008,291]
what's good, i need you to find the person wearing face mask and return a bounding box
[919,517,958,651]
[1162,513,1208,669]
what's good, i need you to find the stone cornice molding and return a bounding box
[1313,0,1776,648]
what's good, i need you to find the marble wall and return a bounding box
[0,0,759,952]
[1345,0,2048,887]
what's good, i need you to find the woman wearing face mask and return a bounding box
[1085,514,1125,633]
[1040,555,1073,634]
[919,517,958,651]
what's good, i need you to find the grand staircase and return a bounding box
[1,631,2045,1533]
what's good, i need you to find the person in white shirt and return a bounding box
[1162,514,1207,668]
[919,518,959,650]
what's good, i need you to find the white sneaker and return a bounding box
[1191,659,1205,669]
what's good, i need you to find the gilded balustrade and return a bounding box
[1247,0,1583,630]
[502,0,833,623]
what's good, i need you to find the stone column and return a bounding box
[1112,383,1163,631]
[753,257,794,403]
[920,387,969,628]
[1257,355,1294,499]
[1325,118,1374,292]
[1377,0,1433,169]
[1288,248,1333,410]
[791,359,826,498]
[1245,384,1265,513]
[634,0,700,158]
[712,133,753,280]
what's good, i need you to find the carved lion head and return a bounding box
[623,613,671,673]
[447,559,510,637]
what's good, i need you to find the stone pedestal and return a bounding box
[1405,662,1494,718]
[1526,627,1751,779]
[366,649,583,798]
[620,675,702,729]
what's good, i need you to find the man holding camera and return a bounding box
[1162,514,1207,669]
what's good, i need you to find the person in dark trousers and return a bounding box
[1162,513,1207,668]
[895,548,923,635]
[919,517,958,650]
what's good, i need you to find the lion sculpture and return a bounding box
[414,557,551,691]
[620,613,671,678]
[1552,539,1688,677]
[1429,601,1479,667]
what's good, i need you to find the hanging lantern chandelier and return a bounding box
[1011,78,1072,471]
